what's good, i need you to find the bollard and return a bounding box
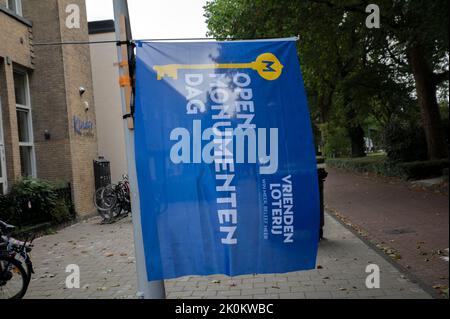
[317,156,328,240]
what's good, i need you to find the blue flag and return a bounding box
[135,39,320,281]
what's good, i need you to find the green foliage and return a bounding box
[326,156,449,180]
[0,178,74,226]
[49,198,72,224]
[397,160,449,180]
[383,114,428,162]
[204,0,449,160]
[326,155,401,176]
[443,168,449,177]
[321,124,351,158]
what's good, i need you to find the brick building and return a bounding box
[0,0,98,216]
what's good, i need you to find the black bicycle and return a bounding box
[0,220,34,299]
[93,174,131,222]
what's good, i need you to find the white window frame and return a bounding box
[6,0,22,16]
[14,69,36,178]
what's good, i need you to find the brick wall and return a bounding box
[0,8,33,69]
[22,0,73,185]
[22,0,98,216]
[59,0,98,216]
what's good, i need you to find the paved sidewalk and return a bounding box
[324,167,449,298]
[24,214,431,299]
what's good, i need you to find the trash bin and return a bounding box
[93,157,111,190]
[317,156,328,240]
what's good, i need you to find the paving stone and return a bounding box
[241,288,266,296]
[242,277,265,283]
[305,291,333,299]
[279,292,306,299]
[24,214,431,299]
[253,294,280,299]
[217,290,241,297]
[266,287,290,294]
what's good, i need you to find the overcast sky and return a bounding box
[86,0,209,39]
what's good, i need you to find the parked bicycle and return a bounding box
[93,174,131,223]
[0,220,34,299]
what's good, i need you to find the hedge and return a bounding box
[0,178,75,228]
[326,156,449,180]
[397,160,450,180]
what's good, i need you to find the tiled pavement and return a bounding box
[25,213,432,299]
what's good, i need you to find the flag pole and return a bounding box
[112,0,166,299]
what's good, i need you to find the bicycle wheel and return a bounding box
[110,204,123,218]
[0,255,29,299]
[12,254,32,285]
[94,186,117,212]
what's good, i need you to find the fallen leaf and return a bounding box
[433,285,442,289]
[389,253,402,260]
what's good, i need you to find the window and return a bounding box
[13,71,35,177]
[6,0,22,16]
[17,109,31,143]
[14,71,27,106]
[19,145,33,177]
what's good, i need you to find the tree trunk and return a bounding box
[407,45,448,160]
[348,124,366,157]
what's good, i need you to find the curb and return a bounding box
[325,210,444,299]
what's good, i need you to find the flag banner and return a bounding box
[135,39,320,281]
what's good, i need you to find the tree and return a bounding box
[204,0,449,159]
[205,0,397,157]
[311,0,449,159]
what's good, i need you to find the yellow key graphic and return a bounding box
[153,53,283,81]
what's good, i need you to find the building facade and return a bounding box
[0,0,98,216]
[88,20,127,183]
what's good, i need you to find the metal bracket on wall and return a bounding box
[117,15,134,130]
